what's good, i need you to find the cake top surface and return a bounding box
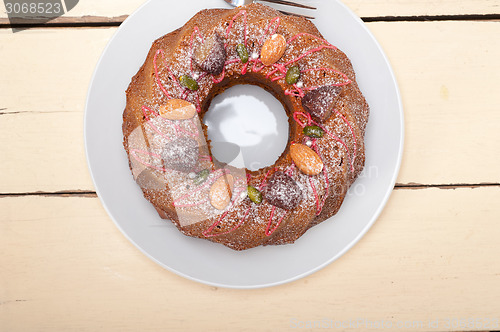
[122,3,369,250]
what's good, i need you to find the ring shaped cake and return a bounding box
[122,3,369,250]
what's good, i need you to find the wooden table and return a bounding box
[1,1,499,331]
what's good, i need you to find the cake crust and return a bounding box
[123,4,369,250]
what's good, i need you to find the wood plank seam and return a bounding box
[362,13,500,22]
[0,191,98,198]
[2,183,500,198]
[0,110,70,115]
[395,183,500,190]
[0,13,499,28]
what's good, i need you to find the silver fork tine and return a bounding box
[260,0,316,10]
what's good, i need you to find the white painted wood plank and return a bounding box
[1,187,500,331]
[0,112,93,193]
[346,0,500,17]
[0,0,498,21]
[1,22,499,191]
[0,28,116,114]
[367,21,500,185]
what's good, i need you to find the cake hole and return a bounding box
[204,85,289,171]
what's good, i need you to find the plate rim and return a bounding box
[84,0,404,289]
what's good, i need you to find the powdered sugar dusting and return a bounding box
[264,171,302,210]
[123,3,369,250]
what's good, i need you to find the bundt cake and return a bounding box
[122,3,369,250]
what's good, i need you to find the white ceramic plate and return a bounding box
[84,0,404,288]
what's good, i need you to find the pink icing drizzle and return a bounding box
[262,164,295,236]
[203,208,251,238]
[212,68,226,84]
[202,176,249,238]
[141,105,202,141]
[130,148,167,172]
[202,167,274,238]
[141,12,360,238]
[141,105,171,140]
[292,111,356,215]
[226,10,248,46]
[265,206,289,236]
[154,49,176,99]
[293,111,356,173]
[259,16,281,45]
[172,118,200,138]
[309,139,330,215]
[154,47,203,113]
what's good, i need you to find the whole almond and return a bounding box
[209,175,232,210]
[159,99,196,120]
[290,143,324,176]
[260,34,287,66]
